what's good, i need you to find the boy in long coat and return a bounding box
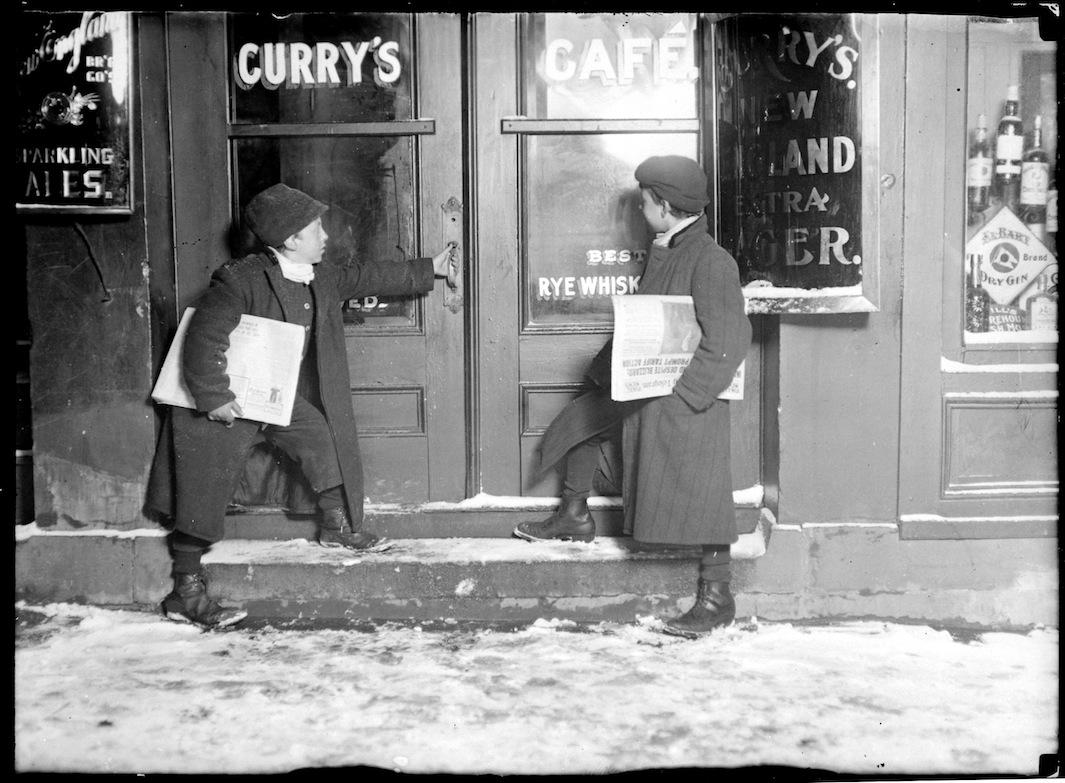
[147,183,455,628]
[515,156,751,637]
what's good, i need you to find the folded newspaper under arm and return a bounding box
[151,308,306,427]
[609,295,744,403]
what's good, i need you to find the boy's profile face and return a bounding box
[639,188,671,234]
[285,216,329,265]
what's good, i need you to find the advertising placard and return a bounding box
[965,208,1054,306]
[715,14,865,298]
[17,11,134,214]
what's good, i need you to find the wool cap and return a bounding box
[634,155,709,214]
[243,183,329,248]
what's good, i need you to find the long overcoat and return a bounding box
[537,215,750,545]
[146,251,435,542]
[622,216,750,544]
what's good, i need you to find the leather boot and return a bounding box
[317,507,392,552]
[161,571,247,629]
[661,579,736,638]
[513,497,595,542]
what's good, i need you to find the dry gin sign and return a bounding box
[16,11,133,214]
[716,14,864,295]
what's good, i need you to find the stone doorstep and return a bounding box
[14,510,771,613]
[15,510,1060,628]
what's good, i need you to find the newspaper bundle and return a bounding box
[151,308,306,426]
[610,295,744,403]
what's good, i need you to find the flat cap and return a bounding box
[243,183,328,248]
[634,155,709,214]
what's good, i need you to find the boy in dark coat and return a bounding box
[515,156,751,638]
[147,183,456,628]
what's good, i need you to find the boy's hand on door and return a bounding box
[432,243,458,282]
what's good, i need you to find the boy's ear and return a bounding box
[281,233,299,251]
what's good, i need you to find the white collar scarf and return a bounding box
[653,214,700,247]
[270,248,315,284]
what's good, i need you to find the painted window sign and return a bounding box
[229,14,412,125]
[525,13,698,120]
[233,37,402,90]
[715,14,863,294]
[963,18,1057,343]
[16,11,133,213]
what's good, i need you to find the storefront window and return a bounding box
[963,18,1057,343]
[523,13,698,120]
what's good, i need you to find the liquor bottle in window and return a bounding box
[965,253,990,332]
[966,113,992,224]
[1025,272,1058,331]
[993,85,1023,214]
[1020,115,1049,240]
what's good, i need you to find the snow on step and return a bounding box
[203,529,767,567]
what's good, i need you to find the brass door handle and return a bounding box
[442,196,463,314]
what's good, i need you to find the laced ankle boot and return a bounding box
[317,507,392,552]
[161,571,247,629]
[513,496,595,542]
[661,579,736,638]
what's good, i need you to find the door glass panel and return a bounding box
[228,12,413,124]
[963,17,1057,343]
[523,13,698,119]
[524,132,698,329]
[233,135,418,328]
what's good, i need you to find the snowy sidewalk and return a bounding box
[15,601,1058,775]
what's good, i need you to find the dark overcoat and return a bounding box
[537,215,750,545]
[622,216,750,544]
[146,251,435,542]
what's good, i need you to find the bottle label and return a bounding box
[1021,163,1049,205]
[988,303,1027,332]
[967,156,992,187]
[1026,293,1057,331]
[1047,190,1058,233]
[996,135,1024,161]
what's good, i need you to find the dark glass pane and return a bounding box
[523,13,698,120]
[525,133,698,327]
[716,13,863,290]
[229,13,412,124]
[233,135,417,326]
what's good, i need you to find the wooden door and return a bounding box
[166,12,467,504]
[470,12,763,499]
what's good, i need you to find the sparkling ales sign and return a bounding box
[16,11,133,213]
